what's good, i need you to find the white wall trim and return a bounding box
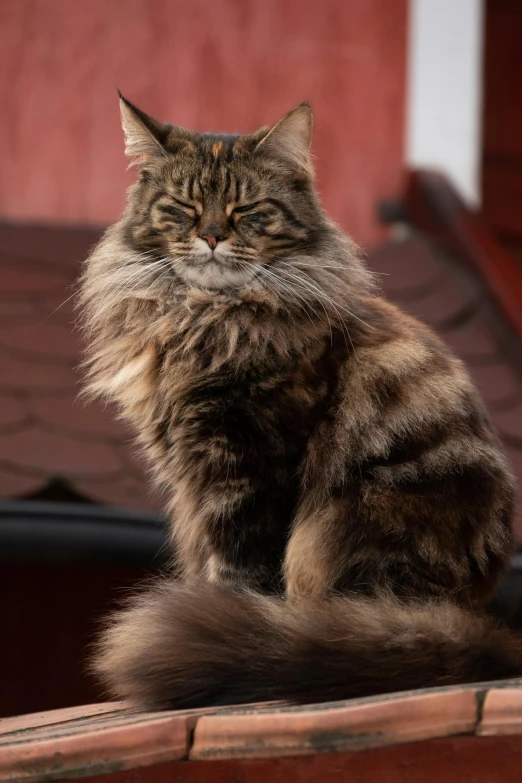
[406,0,485,206]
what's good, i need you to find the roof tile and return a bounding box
[0,353,76,392]
[29,394,129,440]
[371,235,443,295]
[0,224,100,269]
[0,300,39,324]
[0,322,79,362]
[0,394,26,430]
[190,689,478,760]
[2,682,522,775]
[0,465,45,498]
[442,309,501,363]
[0,265,68,296]
[469,362,522,410]
[0,427,122,477]
[479,686,522,736]
[74,476,162,513]
[493,402,522,442]
[393,274,480,330]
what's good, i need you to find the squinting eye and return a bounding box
[176,200,202,220]
[157,204,185,218]
[233,202,261,215]
[173,197,197,211]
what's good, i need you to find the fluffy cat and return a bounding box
[80,95,522,709]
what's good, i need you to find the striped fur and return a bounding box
[80,97,520,710]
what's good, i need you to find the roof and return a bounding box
[1,680,522,779]
[0,222,521,536]
[0,223,158,512]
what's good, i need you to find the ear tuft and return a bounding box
[256,103,314,178]
[118,94,167,167]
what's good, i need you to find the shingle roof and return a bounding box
[0,224,158,512]
[1,223,521,536]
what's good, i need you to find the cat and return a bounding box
[80,94,522,710]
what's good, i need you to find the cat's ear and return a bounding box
[256,103,314,178]
[118,93,169,167]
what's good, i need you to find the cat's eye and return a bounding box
[158,198,201,221]
[157,204,184,218]
[173,197,198,213]
[233,202,261,215]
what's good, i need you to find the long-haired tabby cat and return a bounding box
[80,94,522,710]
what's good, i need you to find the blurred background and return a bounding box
[1,0,522,718]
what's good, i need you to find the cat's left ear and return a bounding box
[255,103,314,179]
[118,93,170,167]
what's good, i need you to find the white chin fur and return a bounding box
[176,240,257,290]
[179,260,256,291]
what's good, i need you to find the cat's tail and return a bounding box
[92,580,522,710]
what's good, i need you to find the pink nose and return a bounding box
[201,235,218,250]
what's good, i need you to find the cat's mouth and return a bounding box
[186,252,226,268]
[176,253,258,291]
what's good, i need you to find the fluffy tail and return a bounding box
[93,581,522,710]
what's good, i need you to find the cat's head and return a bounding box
[119,94,328,291]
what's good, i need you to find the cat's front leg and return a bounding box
[201,484,287,593]
[170,471,287,593]
[283,496,349,599]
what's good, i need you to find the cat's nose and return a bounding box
[199,222,229,250]
[200,234,219,250]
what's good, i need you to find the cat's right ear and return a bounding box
[118,93,169,167]
[255,103,314,179]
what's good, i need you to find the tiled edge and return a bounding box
[189,689,479,761]
[0,714,189,783]
[4,681,522,779]
[0,703,127,735]
[478,687,522,736]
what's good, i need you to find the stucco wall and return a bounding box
[1,0,407,245]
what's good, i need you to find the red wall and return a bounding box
[1,0,407,246]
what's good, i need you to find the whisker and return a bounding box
[41,288,79,323]
[47,252,164,324]
[276,266,355,355]
[89,260,172,321]
[239,261,289,314]
[266,265,336,346]
[254,262,311,309]
[278,264,374,332]
[278,260,389,275]
[255,263,328,335]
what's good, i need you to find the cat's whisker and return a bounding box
[261,270,320,330]
[92,262,168,319]
[253,261,313,313]
[255,263,330,336]
[291,272,356,356]
[100,265,160,301]
[288,271,358,356]
[42,288,80,323]
[267,265,336,346]
[278,260,390,276]
[239,262,289,314]
[273,265,352,353]
[279,264,374,332]
[58,251,164,323]
[145,261,177,294]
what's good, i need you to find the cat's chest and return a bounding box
[164,365,328,470]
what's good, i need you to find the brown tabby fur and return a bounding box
[80,95,522,710]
